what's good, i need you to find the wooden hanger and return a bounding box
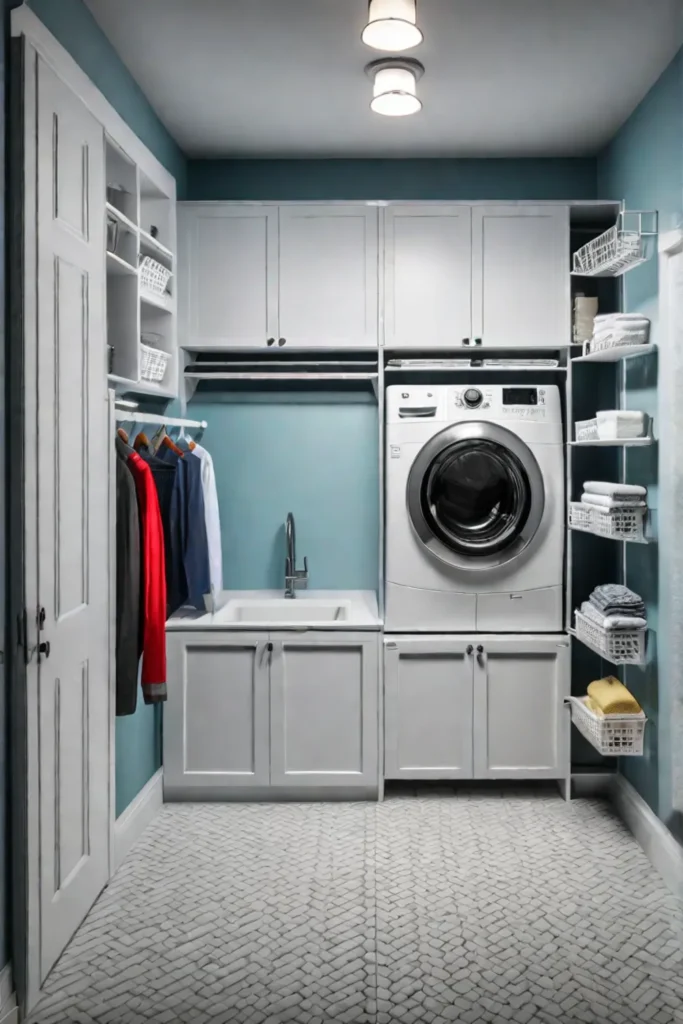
[133,431,150,452]
[117,427,129,444]
[161,434,184,457]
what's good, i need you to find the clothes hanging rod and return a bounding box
[184,372,379,381]
[115,410,207,429]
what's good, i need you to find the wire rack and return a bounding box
[569,502,647,543]
[566,697,646,757]
[572,610,647,665]
[572,211,657,278]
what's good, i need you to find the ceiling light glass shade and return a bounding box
[370,65,422,116]
[362,0,423,52]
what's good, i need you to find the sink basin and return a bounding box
[226,599,349,624]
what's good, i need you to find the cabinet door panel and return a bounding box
[270,633,379,787]
[384,206,472,348]
[472,205,569,348]
[384,639,474,779]
[164,632,269,792]
[474,637,570,779]
[178,205,277,348]
[278,206,378,348]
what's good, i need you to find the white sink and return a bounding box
[221,598,350,625]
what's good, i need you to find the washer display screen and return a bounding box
[503,387,538,406]
[421,439,532,556]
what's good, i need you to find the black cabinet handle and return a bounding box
[278,338,286,347]
[477,644,484,654]
[267,642,273,652]
[474,337,482,346]
[266,337,275,346]
[462,337,470,346]
[466,644,474,655]
[39,640,50,659]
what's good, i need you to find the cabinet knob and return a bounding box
[476,644,484,654]
[474,337,483,346]
[466,644,474,655]
[278,338,286,347]
[462,338,471,346]
[266,337,275,346]
[267,642,273,652]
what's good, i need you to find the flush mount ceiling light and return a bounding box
[365,58,424,117]
[362,0,423,52]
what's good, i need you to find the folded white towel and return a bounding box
[584,481,647,498]
[580,601,647,631]
[581,493,647,509]
[593,313,651,325]
[596,410,645,424]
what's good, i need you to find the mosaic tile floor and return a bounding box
[31,789,683,1023]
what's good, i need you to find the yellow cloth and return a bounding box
[587,676,641,715]
[584,697,604,717]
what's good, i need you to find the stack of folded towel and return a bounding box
[581,584,647,631]
[591,313,650,352]
[581,481,647,511]
[585,675,642,716]
[594,409,647,440]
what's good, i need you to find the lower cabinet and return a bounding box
[384,635,570,781]
[164,630,379,798]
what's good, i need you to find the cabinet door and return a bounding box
[384,206,472,348]
[178,204,277,348]
[472,205,569,348]
[384,638,474,779]
[164,632,270,795]
[278,206,378,348]
[473,636,570,779]
[269,632,379,787]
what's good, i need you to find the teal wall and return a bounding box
[187,157,597,202]
[597,48,683,817]
[115,702,162,818]
[11,0,187,194]
[186,394,380,593]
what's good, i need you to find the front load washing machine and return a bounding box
[385,384,565,632]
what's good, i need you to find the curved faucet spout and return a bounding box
[284,512,308,598]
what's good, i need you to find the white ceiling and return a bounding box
[84,0,683,158]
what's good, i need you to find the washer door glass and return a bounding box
[423,439,531,556]
[407,422,546,572]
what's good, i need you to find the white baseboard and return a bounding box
[113,768,163,873]
[0,964,17,1024]
[611,774,683,898]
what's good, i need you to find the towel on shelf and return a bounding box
[589,584,646,619]
[587,676,642,716]
[580,601,647,631]
[584,482,647,498]
[581,493,647,510]
[584,697,604,717]
[593,314,651,326]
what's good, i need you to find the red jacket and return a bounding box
[127,451,167,703]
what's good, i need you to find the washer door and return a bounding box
[407,421,546,572]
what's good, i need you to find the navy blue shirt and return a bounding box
[157,446,211,612]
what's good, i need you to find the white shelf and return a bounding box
[108,373,176,400]
[569,523,648,545]
[140,229,173,263]
[572,343,656,364]
[569,437,653,448]
[141,289,173,314]
[106,202,137,235]
[106,250,137,276]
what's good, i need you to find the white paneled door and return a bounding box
[33,58,110,983]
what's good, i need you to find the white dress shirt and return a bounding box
[191,443,223,594]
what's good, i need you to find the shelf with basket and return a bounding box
[565,697,647,757]
[570,609,647,666]
[571,210,657,278]
[568,502,648,544]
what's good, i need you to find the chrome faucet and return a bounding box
[285,512,309,598]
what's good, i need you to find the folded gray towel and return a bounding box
[591,584,644,607]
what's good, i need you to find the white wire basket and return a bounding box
[573,610,647,665]
[140,342,170,383]
[139,256,172,297]
[572,211,657,278]
[575,418,599,442]
[569,502,646,543]
[590,327,651,354]
[567,696,646,757]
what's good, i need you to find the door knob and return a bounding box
[466,644,474,655]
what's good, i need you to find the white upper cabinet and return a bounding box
[278,206,378,349]
[472,205,570,348]
[178,203,377,350]
[178,204,277,348]
[384,206,472,349]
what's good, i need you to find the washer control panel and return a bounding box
[386,385,562,427]
[451,385,555,419]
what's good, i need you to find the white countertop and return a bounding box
[167,590,381,631]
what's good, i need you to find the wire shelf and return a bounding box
[572,211,657,278]
[566,697,646,757]
[568,502,647,543]
[572,610,646,665]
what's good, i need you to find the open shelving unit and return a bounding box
[105,136,177,400]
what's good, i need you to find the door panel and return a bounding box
[474,637,570,779]
[35,58,109,980]
[278,206,378,348]
[164,633,270,791]
[472,206,569,348]
[384,639,474,779]
[270,633,379,787]
[384,206,472,348]
[179,205,277,348]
